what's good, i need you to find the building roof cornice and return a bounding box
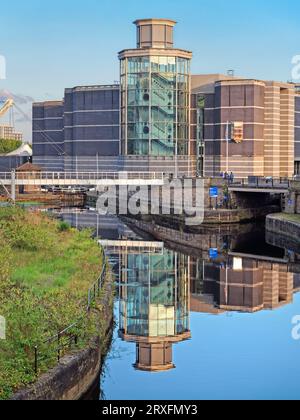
[133,18,177,27]
[118,48,192,60]
[33,100,63,107]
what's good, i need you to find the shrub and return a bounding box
[0,139,22,154]
[58,221,71,232]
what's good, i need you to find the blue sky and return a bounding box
[0,0,299,140]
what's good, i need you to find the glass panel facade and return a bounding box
[119,250,190,338]
[196,95,205,176]
[120,56,191,156]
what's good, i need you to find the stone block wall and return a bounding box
[284,181,300,214]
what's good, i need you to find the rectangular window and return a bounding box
[230,121,244,143]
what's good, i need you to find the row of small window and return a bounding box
[121,74,189,88]
[67,91,119,110]
[126,138,189,156]
[128,99,189,109]
[124,86,190,97]
[124,107,189,122]
[122,123,189,140]
[119,317,189,332]
[121,88,189,101]
[127,252,176,268]
[122,92,190,108]
[120,57,190,75]
[123,110,189,124]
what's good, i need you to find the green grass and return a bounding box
[0,206,105,399]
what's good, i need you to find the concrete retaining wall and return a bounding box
[203,205,279,224]
[284,181,300,214]
[266,214,300,244]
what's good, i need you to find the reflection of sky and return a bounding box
[102,295,300,400]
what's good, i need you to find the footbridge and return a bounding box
[0,171,165,201]
[228,178,291,194]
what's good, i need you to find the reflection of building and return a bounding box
[118,249,190,371]
[190,256,297,313]
[56,212,137,240]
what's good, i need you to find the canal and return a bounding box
[56,209,300,401]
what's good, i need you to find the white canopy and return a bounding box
[6,143,32,157]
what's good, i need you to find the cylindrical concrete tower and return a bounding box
[119,19,194,176]
[135,18,176,49]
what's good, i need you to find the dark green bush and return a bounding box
[0,139,22,154]
[58,221,71,232]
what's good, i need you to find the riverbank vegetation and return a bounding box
[0,206,105,399]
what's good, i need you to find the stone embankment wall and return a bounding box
[284,181,300,214]
[266,214,300,245]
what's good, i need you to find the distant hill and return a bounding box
[0,139,22,154]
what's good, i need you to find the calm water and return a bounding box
[58,210,300,400]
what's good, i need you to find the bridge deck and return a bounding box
[0,171,165,187]
[228,251,288,264]
[229,186,288,194]
[228,178,290,194]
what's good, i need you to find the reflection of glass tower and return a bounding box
[119,249,190,371]
[119,19,194,175]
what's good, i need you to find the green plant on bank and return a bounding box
[58,220,71,232]
[0,206,105,400]
[0,139,22,154]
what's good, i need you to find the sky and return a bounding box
[0,0,299,141]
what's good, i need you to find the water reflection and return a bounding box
[118,249,190,372]
[190,256,299,313]
[53,209,300,377]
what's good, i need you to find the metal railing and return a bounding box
[229,177,291,189]
[33,250,107,374]
[87,262,107,311]
[34,321,80,374]
[0,171,164,182]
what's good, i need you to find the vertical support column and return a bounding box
[11,170,16,203]
[175,59,178,179]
